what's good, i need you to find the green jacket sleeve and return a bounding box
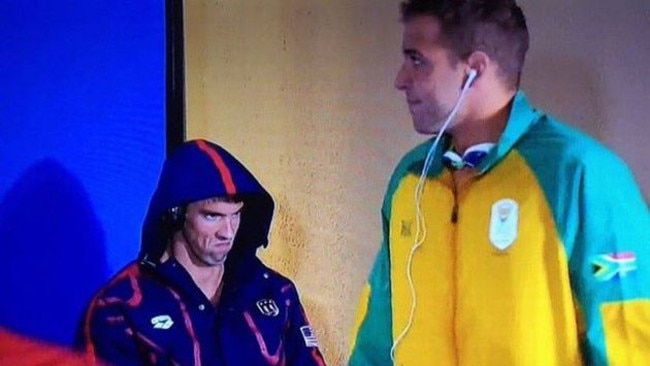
[569,151,650,366]
[348,234,393,366]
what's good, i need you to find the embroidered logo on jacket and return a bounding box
[151,315,174,329]
[256,299,280,317]
[300,325,319,347]
[489,198,519,251]
[592,252,637,281]
[400,220,412,237]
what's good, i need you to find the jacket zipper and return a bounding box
[451,203,459,223]
[450,178,460,363]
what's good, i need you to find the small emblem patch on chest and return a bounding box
[256,299,280,317]
[400,220,412,237]
[489,198,519,251]
[151,315,174,330]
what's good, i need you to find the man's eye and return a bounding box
[410,56,423,66]
[204,214,222,221]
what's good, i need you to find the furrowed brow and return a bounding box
[403,48,420,57]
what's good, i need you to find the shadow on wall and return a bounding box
[269,193,309,279]
[269,194,340,362]
[0,158,108,347]
[522,54,607,140]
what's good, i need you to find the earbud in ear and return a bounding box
[463,69,478,89]
[163,206,186,233]
[169,206,183,221]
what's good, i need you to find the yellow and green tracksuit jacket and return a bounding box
[349,92,650,366]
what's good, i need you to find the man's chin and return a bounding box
[212,253,228,265]
[413,123,437,135]
[197,253,229,267]
[412,116,440,135]
[414,120,454,135]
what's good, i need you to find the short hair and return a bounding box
[400,0,529,88]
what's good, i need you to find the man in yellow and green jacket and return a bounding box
[349,0,649,365]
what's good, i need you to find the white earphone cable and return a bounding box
[390,70,477,361]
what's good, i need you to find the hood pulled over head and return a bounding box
[139,139,274,264]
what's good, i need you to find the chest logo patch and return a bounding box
[489,198,519,251]
[400,220,412,237]
[256,299,280,317]
[151,315,174,330]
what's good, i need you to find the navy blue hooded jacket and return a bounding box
[82,140,326,366]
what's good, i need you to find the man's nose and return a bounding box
[218,217,236,239]
[394,64,410,91]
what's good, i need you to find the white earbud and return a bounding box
[463,69,478,90]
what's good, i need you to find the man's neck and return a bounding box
[449,91,515,154]
[187,264,225,305]
[170,240,225,304]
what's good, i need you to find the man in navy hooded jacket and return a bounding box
[81,139,326,366]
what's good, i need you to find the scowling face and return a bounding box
[180,198,244,267]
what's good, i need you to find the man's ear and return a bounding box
[465,51,489,80]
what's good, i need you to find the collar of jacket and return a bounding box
[475,90,542,174]
[410,90,542,177]
[141,255,271,308]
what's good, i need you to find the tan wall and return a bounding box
[184,1,650,364]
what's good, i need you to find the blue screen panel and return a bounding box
[0,0,166,346]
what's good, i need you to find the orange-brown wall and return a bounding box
[184,1,649,364]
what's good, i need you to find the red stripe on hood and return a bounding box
[196,140,237,195]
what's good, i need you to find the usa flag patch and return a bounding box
[300,325,319,347]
